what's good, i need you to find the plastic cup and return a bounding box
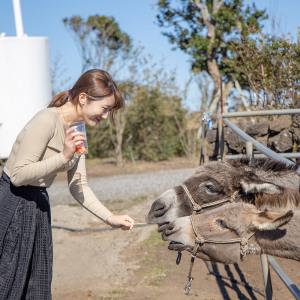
[71,121,88,155]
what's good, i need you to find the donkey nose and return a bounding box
[152,199,168,218]
[146,199,169,223]
[146,189,177,223]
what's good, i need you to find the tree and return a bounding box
[231,34,300,107]
[63,15,136,76]
[156,0,267,113]
[110,81,136,166]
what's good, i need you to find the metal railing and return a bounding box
[210,108,300,300]
[226,152,300,160]
[222,108,300,118]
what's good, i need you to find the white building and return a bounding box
[0,0,51,160]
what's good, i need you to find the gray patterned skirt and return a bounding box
[0,171,52,300]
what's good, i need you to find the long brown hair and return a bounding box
[48,69,124,121]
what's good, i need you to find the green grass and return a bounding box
[146,265,167,286]
[97,288,125,300]
[141,229,165,249]
[136,230,168,286]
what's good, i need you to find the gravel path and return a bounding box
[48,168,195,206]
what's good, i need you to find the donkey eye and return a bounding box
[204,183,218,195]
[216,219,228,229]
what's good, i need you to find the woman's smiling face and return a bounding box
[79,93,116,127]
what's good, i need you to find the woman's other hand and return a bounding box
[62,127,86,161]
[106,214,135,230]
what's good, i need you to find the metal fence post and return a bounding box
[200,118,207,165]
[261,254,273,300]
[245,142,274,300]
[268,256,300,300]
[246,141,253,162]
[217,116,224,161]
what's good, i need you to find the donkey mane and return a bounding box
[255,190,300,209]
[229,159,300,209]
[230,158,299,173]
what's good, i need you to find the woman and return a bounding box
[0,69,135,299]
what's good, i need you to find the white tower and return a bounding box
[0,0,52,159]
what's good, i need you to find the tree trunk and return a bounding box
[115,136,123,167]
[113,110,127,167]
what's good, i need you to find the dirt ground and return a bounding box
[52,197,300,300]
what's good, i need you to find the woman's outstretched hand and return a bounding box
[106,214,135,230]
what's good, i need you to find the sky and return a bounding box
[0,0,299,110]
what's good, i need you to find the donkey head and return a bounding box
[146,159,299,227]
[160,202,294,264]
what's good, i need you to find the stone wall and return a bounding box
[206,114,300,159]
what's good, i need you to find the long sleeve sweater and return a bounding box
[3,107,113,222]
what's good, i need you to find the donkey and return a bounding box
[158,202,300,264]
[147,159,300,227]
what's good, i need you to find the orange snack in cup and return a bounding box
[75,144,87,154]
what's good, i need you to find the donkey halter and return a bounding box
[178,184,251,295]
[180,184,238,214]
[183,213,255,295]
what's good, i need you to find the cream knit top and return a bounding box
[3,107,113,222]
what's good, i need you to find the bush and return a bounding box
[124,85,186,161]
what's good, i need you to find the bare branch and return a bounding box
[194,0,210,24]
[194,0,216,40]
[182,75,193,100]
[213,0,224,14]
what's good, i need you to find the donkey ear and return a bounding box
[240,180,281,194]
[251,210,294,231]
